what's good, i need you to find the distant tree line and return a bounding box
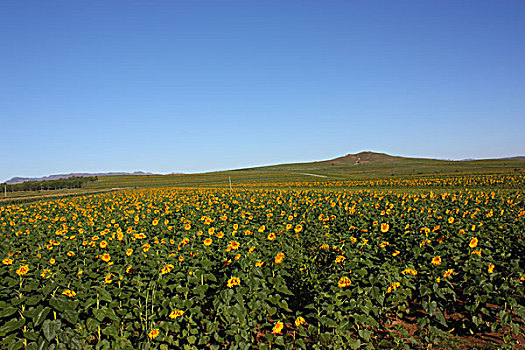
[2,176,98,192]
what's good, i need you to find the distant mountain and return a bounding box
[4,172,156,185]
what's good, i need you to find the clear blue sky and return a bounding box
[1,0,524,181]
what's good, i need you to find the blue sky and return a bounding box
[1,0,524,181]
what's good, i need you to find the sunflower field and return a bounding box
[1,186,524,349]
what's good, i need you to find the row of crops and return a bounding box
[1,187,524,349]
[234,173,525,189]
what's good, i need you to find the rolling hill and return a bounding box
[80,151,525,190]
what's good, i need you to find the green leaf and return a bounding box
[358,328,371,341]
[95,287,113,303]
[295,339,307,349]
[33,306,51,327]
[101,325,118,338]
[0,318,25,336]
[205,273,217,282]
[42,320,56,342]
[86,318,100,332]
[49,297,68,312]
[105,308,120,322]
[8,339,24,350]
[25,295,41,306]
[93,308,106,322]
[0,307,18,318]
[274,336,285,346]
[62,309,79,325]
[435,311,447,327]
[275,285,293,296]
[24,330,39,341]
[348,338,362,350]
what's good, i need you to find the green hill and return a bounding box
[81,152,525,190]
[3,152,524,204]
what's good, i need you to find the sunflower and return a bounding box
[338,277,351,288]
[227,277,240,288]
[16,264,29,276]
[431,256,442,266]
[255,260,264,267]
[274,252,285,264]
[402,268,418,276]
[294,224,303,233]
[335,255,345,264]
[148,329,160,339]
[62,290,76,297]
[443,269,453,278]
[101,254,111,262]
[295,316,306,327]
[169,309,184,319]
[267,233,276,241]
[386,282,401,293]
[380,223,389,233]
[204,238,213,246]
[2,258,13,265]
[471,248,482,256]
[488,264,495,273]
[161,264,174,275]
[272,321,284,334]
[99,240,108,249]
[448,217,455,224]
[126,249,133,256]
[469,237,478,249]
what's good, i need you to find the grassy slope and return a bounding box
[81,152,525,189]
[3,153,523,204]
[4,152,525,193]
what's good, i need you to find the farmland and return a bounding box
[1,171,524,349]
[3,152,525,204]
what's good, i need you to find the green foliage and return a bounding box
[0,182,524,348]
[4,176,97,193]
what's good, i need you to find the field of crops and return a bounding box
[1,185,524,349]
